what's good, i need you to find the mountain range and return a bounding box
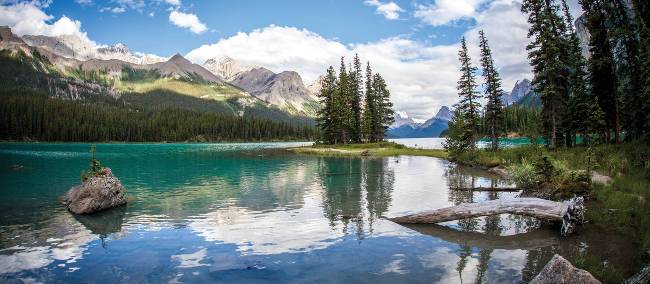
[1,26,320,119]
[387,106,452,138]
[387,76,540,138]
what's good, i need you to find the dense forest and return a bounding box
[316,55,394,144]
[0,48,317,142]
[447,0,650,154]
[0,89,317,142]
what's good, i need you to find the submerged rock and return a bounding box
[531,254,600,284]
[63,167,127,214]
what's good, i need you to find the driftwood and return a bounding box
[450,186,521,192]
[390,197,584,235]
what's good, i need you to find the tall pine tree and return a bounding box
[348,54,363,143]
[522,0,570,148]
[580,0,620,143]
[372,73,394,141]
[633,0,650,140]
[316,66,338,144]
[478,30,505,150]
[454,37,481,150]
[362,62,376,142]
[561,0,604,145]
[337,57,352,143]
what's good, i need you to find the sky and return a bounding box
[0,0,583,121]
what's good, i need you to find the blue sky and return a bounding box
[0,0,583,120]
[44,0,470,56]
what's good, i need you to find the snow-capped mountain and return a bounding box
[21,34,165,65]
[388,106,451,138]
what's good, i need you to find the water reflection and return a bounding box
[0,144,643,283]
[318,158,395,237]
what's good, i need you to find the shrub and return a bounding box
[508,160,543,189]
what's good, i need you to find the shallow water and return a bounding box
[0,143,641,283]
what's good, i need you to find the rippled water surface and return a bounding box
[0,143,641,283]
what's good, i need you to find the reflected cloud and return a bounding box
[172,248,209,268]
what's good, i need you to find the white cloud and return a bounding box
[75,0,92,4]
[0,2,94,44]
[165,0,181,6]
[169,10,207,34]
[463,0,532,93]
[364,0,404,20]
[185,25,462,120]
[186,25,348,85]
[100,7,127,13]
[414,0,488,26]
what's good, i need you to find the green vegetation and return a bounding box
[316,55,394,144]
[80,145,106,182]
[115,67,244,100]
[293,141,447,158]
[0,89,317,142]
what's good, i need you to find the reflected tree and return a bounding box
[318,157,394,238]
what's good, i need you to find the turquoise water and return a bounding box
[390,137,535,149]
[0,143,640,283]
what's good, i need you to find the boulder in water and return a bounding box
[64,167,127,214]
[530,254,600,284]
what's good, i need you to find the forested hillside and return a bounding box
[0,46,317,142]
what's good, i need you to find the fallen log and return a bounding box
[450,186,521,192]
[390,197,584,236]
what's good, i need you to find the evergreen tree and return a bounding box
[337,57,353,143]
[478,30,505,150]
[561,0,604,145]
[634,0,650,140]
[455,37,481,150]
[606,0,644,140]
[362,62,375,142]
[348,54,363,143]
[316,66,338,144]
[522,0,570,148]
[371,73,394,141]
[580,0,620,143]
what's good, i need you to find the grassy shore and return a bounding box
[292,141,448,159]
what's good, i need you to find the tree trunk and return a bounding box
[390,197,584,236]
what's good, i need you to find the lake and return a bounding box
[390,137,536,149]
[0,143,641,283]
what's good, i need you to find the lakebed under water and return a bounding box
[0,142,641,283]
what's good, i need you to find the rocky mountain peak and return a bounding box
[202,56,250,81]
[434,106,452,121]
[502,79,532,106]
[169,53,187,62]
[307,75,324,95]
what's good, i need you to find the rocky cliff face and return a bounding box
[203,56,253,81]
[503,79,532,106]
[229,67,319,116]
[575,14,591,60]
[307,75,324,95]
